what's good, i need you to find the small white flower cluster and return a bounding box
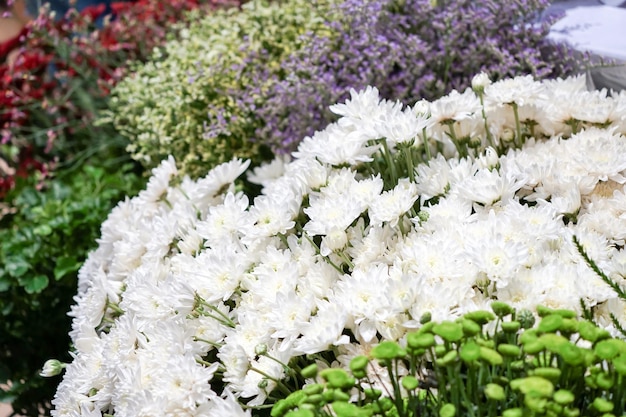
[52,75,626,416]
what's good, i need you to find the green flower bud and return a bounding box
[434,345,448,358]
[320,369,355,390]
[519,329,539,344]
[517,309,536,329]
[558,343,585,366]
[560,318,579,334]
[480,346,503,366]
[536,305,554,317]
[523,340,545,355]
[594,371,614,390]
[461,318,481,336]
[524,392,548,413]
[304,394,324,405]
[464,310,495,325]
[407,332,436,349]
[302,384,324,396]
[592,397,614,413]
[564,407,580,417]
[501,321,521,334]
[594,339,626,360]
[439,403,456,417]
[510,376,554,397]
[484,383,505,401]
[301,364,318,379]
[322,389,335,403]
[401,375,419,391]
[531,367,561,382]
[333,390,350,402]
[547,402,564,415]
[578,320,602,342]
[350,355,369,373]
[502,408,523,417]
[538,334,568,353]
[497,344,521,358]
[371,397,393,413]
[475,336,495,349]
[537,314,563,333]
[371,341,406,360]
[552,309,577,319]
[363,388,382,400]
[418,321,436,334]
[553,389,575,405]
[331,401,364,417]
[436,350,458,367]
[433,321,464,343]
[491,301,514,317]
[460,341,481,363]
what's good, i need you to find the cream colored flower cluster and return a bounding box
[105,0,334,177]
[52,74,626,416]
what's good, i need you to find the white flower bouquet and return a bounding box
[50,74,626,416]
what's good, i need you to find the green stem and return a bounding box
[478,92,495,149]
[511,102,522,148]
[422,128,432,162]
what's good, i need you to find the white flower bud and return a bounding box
[40,359,66,377]
[412,99,431,116]
[501,128,515,143]
[472,72,492,93]
[320,228,348,257]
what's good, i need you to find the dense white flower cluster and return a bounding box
[52,74,626,416]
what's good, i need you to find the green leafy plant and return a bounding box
[0,162,144,416]
[272,302,626,417]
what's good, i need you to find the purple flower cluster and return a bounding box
[221,0,586,155]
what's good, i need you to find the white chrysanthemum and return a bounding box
[368,178,418,227]
[136,155,178,207]
[195,191,250,248]
[293,122,377,166]
[304,191,364,236]
[189,158,251,206]
[454,167,527,206]
[246,155,290,187]
[374,104,429,147]
[293,299,350,355]
[485,74,546,106]
[329,85,382,120]
[334,264,391,342]
[429,88,481,123]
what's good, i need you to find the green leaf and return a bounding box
[33,224,53,236]
[0,274,10,292]
[5,257,30,278]
[20,274,49,294]
[53,256,82,281]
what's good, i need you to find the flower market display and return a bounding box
[48,73,626,416]
[107,0,587,179]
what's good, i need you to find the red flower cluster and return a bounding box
[0,0,242,199]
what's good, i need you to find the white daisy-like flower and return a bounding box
[485,74,546,106]
[429,88,481,123]
[368,178,419,227]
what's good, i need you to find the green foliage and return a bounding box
[0,162,144,416]
[105,0,336,178]
[272,302,626,417]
